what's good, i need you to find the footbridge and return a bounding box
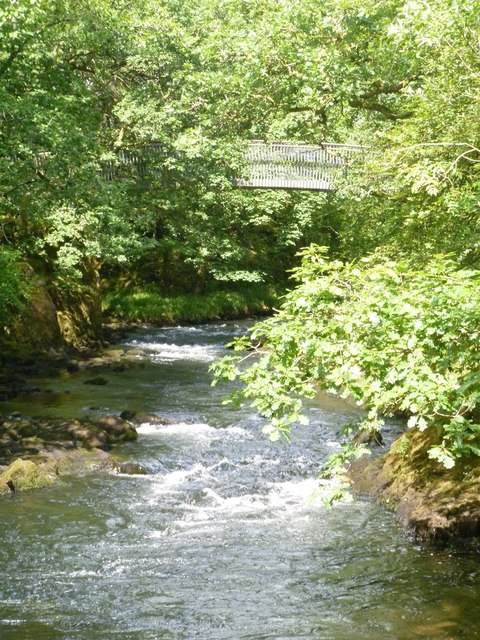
[102,141,362,191]
[239,141,362,191]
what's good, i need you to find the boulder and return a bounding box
[0,458,57,493]
[103,348,126,359]
[114,461,149,475]
[96,416,138,444]
[120,410,177,425]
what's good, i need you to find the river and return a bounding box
[0,321,479,639]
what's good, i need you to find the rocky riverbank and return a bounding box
[0,341,159,494]
[0,413,138,494]
[348,428,480,545]
[2,329,480,547]
[0,409,178,494]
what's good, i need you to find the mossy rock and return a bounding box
[124,348,146,357]
[120,411,177,426]
[108,460,149,475]
[348,428,480,543]
[103,348,125,359]
[0,458,57,494]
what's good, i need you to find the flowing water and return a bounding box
[0,322,479,640]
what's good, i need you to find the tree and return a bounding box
[333,0,480,266]
[210,0,480,473]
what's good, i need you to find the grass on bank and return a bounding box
[102,285,281,324]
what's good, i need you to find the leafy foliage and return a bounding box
[0,248,28,326]
[334,0,480,266]
[212,246,480,467]
[1,0,341,299]
[2,0,480,474]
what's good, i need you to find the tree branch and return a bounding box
[348,98,412,120]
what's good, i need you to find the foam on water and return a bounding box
[159,479,327,539]
[267,477,322,506]
[178,495,270,525]
[68,570,101,578]
[137,421,251,441]
[137,421,213,436]
[125,340,221,362]
[152,463,214,492]
[148,462,325,525]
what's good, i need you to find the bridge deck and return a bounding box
[238,177,332,191]
[100,141,362,191]
[240,141,362,191]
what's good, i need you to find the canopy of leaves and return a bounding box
[208,0,480,470]
[212,247,480,468]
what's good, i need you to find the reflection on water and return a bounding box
[0,321,478,639]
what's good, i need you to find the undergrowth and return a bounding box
[103,285,280,324]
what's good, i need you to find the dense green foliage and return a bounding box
[332,0,480,264]
[0,0,336,301]
[2,0,480,467]
[104,285,278,325]
[207,0,480,468]
[212,247,480,467]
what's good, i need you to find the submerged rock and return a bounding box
[119,409,136,421]
[348,428,480,544]
[107,460,149,475]
[83,376,108,385]
[120,410,177,425]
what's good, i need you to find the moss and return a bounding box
[0,415,138,467]
[0,458,57,493]
[0,415,140,495]
[102,349,125,359]
[5,268,63,355]
[390,433,411,458]
[97,416,138,444]
[349,428,480,543]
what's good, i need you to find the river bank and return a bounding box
[0,414,137,494]
[0,409,178,494]
[0,337,176,493]
[348,428,480,545]
[0,281,271,492]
